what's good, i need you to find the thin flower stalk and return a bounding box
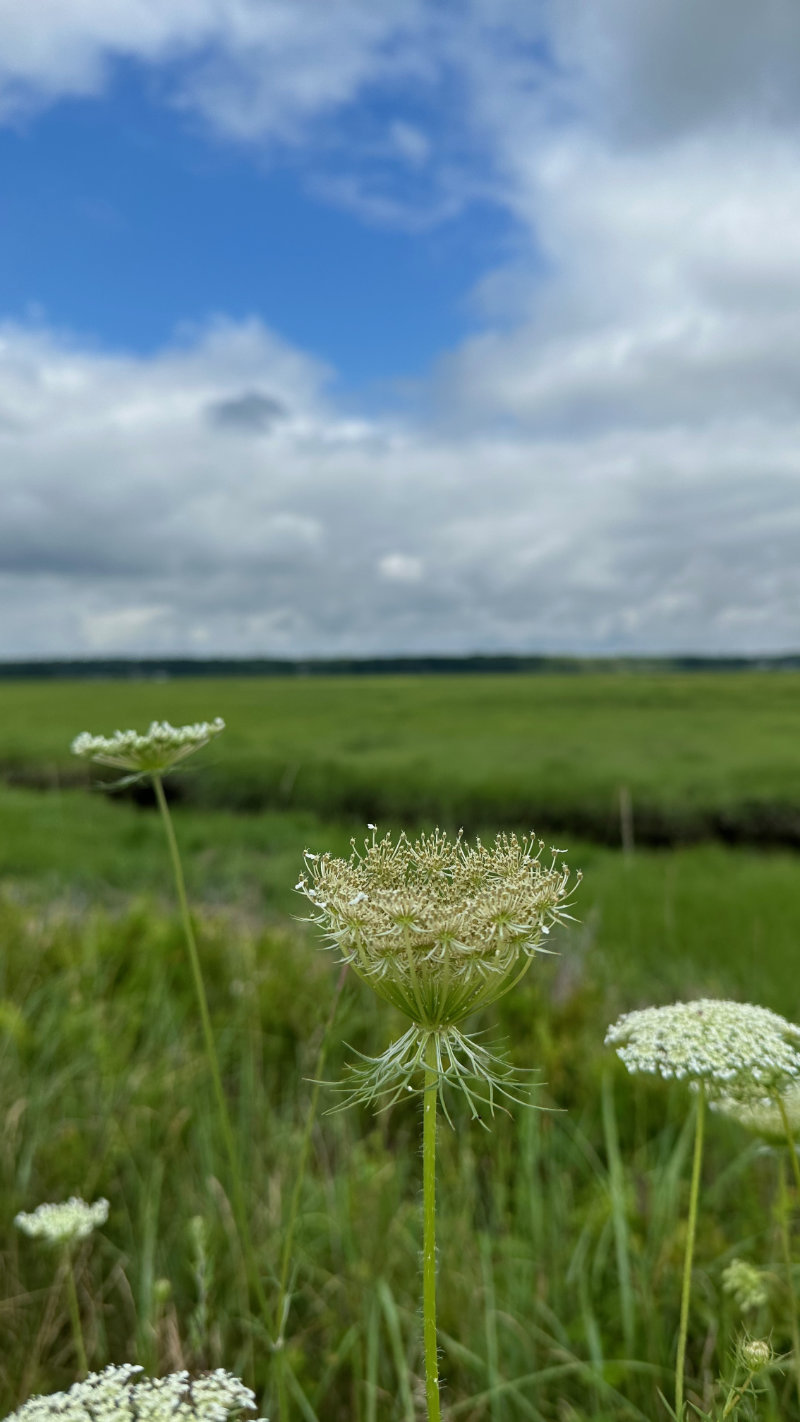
[606,998,800,1419]
[423,1033,442,1422]
[716,1083,800,1410]
[152,771,271,1326]
[15,1196,108,1380]
[72,721,271,1331]
[299,826,579,1420]
[676,1085,704,1420]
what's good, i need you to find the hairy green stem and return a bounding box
[777,1154,800,1411]
[273,961,349,1419]
[423,1034,442,1422]
[64,1250,88,1378]
[152,774,270,1329]
[676,1086,705,1420]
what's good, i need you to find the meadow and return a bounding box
[2,671,800,1421]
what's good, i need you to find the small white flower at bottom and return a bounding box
[2,1364,267,1422]
[14,1196,109,1247]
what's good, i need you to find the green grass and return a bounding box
[0,861,794,1420]
[1,670,800,841]
[3,673,800,1418]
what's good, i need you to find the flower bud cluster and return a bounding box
[297,828,578,1028]
[605,1000,800,1104]
[15,1196,109,1247]
[3,1364,265,1422]
[71,719,225,775]
[735,1334,774,1373]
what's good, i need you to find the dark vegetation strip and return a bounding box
[5,758,800,849]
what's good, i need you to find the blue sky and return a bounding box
[1,1,800,658]
[0,59,517,395]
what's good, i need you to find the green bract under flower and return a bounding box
[71,719,224,776]
[298,828,579,1115]
[15,1196,109,1247]
[298,828,578,1029]
[2,1364,265,1422]
[605,999,800,1104]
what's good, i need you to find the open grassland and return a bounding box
[3,673,800,1419]
[1,670,800,843]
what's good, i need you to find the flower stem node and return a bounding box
[14,1197,109,1248]
[299,827,579,1116]
[71,719,225,778]
[3,1365,267,1422]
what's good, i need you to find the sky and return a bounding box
[2,0,800,659]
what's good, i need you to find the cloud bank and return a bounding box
[1,0,800,656]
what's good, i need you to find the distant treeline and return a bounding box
[1,654,800,680]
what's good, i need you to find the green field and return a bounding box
[2,673,800,1420]
[2,670,800,843]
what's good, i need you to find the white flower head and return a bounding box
[605,999,800,1104]
[722,1258,771,1313]
[71,719,225,777]
[298,828,579,1024]
[712,1081,800,1143]
[3,1364,266,1422]
[15,1196,109,1247]
[298,828,580,1115]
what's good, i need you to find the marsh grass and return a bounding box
[3,671,800,846]
[1,876,799,1419]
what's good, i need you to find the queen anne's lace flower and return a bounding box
[71,719,224,776]
[605,1000,800,1104]
[2,1364,265,1422]
[298,828,579,1112]
[712,1081,800,1143]
[722,1258,771,1313]
[15,1197,109,1247]
[298,828,577,1020]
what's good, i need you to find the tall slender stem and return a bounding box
[777,1153,800,1411]
[423,1034,442,1422]
[676,1086,705,1421]
[64,1250,88,1378]
[778,1095,800,1198]
[151,773,271,1328]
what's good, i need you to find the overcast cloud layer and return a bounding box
[2,0,800,657]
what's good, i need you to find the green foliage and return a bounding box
[1,670,800,843]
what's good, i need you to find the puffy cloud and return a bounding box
[3,2,800,656]
[1,314,799,658]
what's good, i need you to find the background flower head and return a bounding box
[605,999,800,1104]
[14,1196,109,1248]
[71,719,224,777]
[3,1364,265,1422]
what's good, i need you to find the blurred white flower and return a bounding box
[71,719,224,776]
[14,1196,109,1247]
[3,1364,265,1422]
[605,1000,800,1104]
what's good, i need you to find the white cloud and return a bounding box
[0,314,799,659]
[3,2,800,655]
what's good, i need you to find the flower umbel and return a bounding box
[722,1259,771,1314]
[71,719,225,778]
[15,1197,109,1247]
[298,827,579,1113]
[605,1000,800,1104]
[3,1364,266,1422]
